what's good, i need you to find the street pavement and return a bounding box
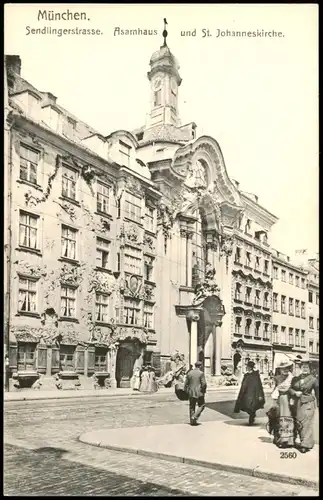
[4,390,319,496]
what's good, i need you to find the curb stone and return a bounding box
[78,436,319,490]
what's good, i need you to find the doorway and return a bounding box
[116,341,140,388]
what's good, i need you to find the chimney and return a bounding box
[42,92,57,107]
[5,55,21,75]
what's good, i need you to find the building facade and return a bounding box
[4,42,319,390]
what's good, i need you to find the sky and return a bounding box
[5,3,319,258]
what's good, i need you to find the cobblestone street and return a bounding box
[4,392,318,496]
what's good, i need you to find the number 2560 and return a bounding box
[280,451,297,459]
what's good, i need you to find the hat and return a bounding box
[276,360,293,369]
[246,360,255,369]
[195,361,202,367]
[299,358,311,365]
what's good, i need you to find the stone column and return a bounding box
[186,232,193,288]
[84,347,89,377]
[190,319,198,366]
[204,327,213,377]
[109,343,119,389]
[179,229,187,286]
[46,347,52,376]
[215,324,222,376]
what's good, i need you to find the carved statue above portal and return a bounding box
[184,160,207,190]
[88,270,116,295]
[192,264,220,305]
[220,234,234,257]
[123,275,143,299]
[60,264,83,287]
[15,261,47,279]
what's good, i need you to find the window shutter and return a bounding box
[87,346,95,374]
[51,347,60,373]
[36,346,47,373]
[9,345,17,370]
[76,347,85,373]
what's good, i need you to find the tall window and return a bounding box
[264,260,269,274]
[301,301,305,318]
[273,325,278,343]
[281,270,286,282]
[295,300,300,316]
[235,247,241,263]
[301,330,305,347]
[61,226,77,260]
[144,303,154,329]
[263,323,270,340]
[60,286,76,318]
[124,192,141,223]
[255,321,261,337]
[144,206,155,232]
[295,276,300,287]
[316,294,320,306]
[245,287,252,303]
[273,293,278,311]
[17,343,36,371]
[295,329,300,346]
[309,316,314,329]
[245,251,251,267]
[124,298,140,325]
[317,342,319,353]
[309,291,313,303]
[273,266,278,279]
[235,316,242,334]
[124,246,142,275]
[289,298,294,315]
[281,295,286,313]
[19,211,38,249]
[144,256,154,282]
[245,318,252,336]
[119,140,131,167]
[235,283,242,301]
[154,90,161,107]
[289,273,294,284]
[97,182,110,214]
[281,326,287,344]
[255,290,261,306]
[20,144,39,184]
[289,328,294,345]
[317,318,320,330]
[95,348,107,371]
[301,277,305,289]
[309,341,314,353]
[62,165,77,200]
[95,293,109,323]
[96,237,110,269]
[263,292,269,308]
[255,256,260,270]
[18,277,37,313]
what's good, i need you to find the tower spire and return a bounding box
[162,18,168,46]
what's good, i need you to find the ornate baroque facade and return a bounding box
[4,42,319,389]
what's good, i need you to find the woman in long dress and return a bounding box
[289,360,319,453]
[139,366,150,392]
[268,360,294,448]
[130,367,141,391]
[234,360,265,425]
[147,365,158,393]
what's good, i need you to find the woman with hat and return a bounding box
[267,359,294,448]
[234,360,265,425]
[289,359,319,453]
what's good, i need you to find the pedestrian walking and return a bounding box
[234,360,265,425]
[147,365,158,393]
[267,360,294,448]
[139,365,150,392]
[289,359,319,453]
[130,366,141,391]
[184,361,207,426]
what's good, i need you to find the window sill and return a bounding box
[234,332,243,337]
[58,257,80,266]
[95,267,113,274]
[179,286,195,293]
[144,279,156,287]
[244,334,252,339]
[234,261,242,266]
[95,211,113,221]
[234,298,243,303]
[95,321,111,327]
[254,304,261,309]
[144,229,156,237]
[244,265,252,270]
[17,179,43,191]
[263,273,270,277]
[289,313,295,317]
[58,317,79,323]
[123,217,144,227]
[254,269,261,274]
[59,196,80,207]
[263,306,270,311]
[273,308,279,313]
[124,271,143,279]
[244,301,252,307]
[281,311,287,315]
[16,246,42,256]
[15,311,41,318]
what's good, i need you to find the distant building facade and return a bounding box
[4,43,318,391]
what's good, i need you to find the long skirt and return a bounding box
[273,394,294,447]
[295,400,316,450]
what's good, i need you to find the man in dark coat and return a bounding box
[234,360,265,425]
[184,361,207,426]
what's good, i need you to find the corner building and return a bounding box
[5,41,313,390]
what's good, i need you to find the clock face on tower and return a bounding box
[153,78,162,90]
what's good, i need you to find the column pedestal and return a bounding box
[109,345,119,389]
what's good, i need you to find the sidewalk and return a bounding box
[4,385,242,402]
[79,419,319,489]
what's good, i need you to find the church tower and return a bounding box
[145,20,182,134]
